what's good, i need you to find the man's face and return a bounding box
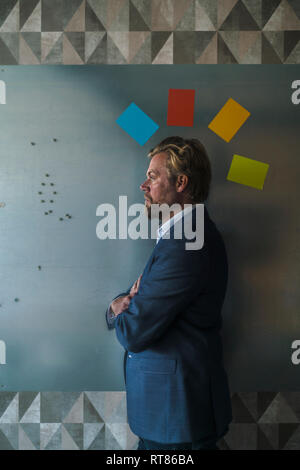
[140,152,178,219]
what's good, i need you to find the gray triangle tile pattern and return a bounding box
[0,35,17,63]
[262,0,282,28]
[151,31,171,62]
[288,0,300,20]
[0,1,296,62]
[218,32,238,63]
[0,425,17,449]
[284,30,300,59]
[219,0,261,30]
[19,392,38,422]
[0,32,19,61]
[62,423,84,450]
[86,1,106,31]
[64,32,85,61]
[262,32,283,62]
[195,31,216,59]
[130,32,151,64]
[242,0,263,30]
[85,423,105,450]
[176,0,195,31]
[0,0,18,30]
[257,423,278,450]
[173,31,196,64]
[19,423,40,449]
[20,0,40,31]
[85,31,107,63]
[196,0,218,30]
[20,32,41,61]
[129,1,150,32]
[0,391,299,449]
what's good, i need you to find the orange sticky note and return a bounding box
[208,98,250,142]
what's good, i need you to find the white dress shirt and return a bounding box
[107,204,195,324]
[156,204,195,244]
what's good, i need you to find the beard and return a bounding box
[144,198,163,223]
[144,197,153,219]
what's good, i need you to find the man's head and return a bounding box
[140,136,211,219]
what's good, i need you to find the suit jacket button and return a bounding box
[128,354,132,358]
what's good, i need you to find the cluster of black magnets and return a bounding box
[39,173,57,216]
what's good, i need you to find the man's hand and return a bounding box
[111,275,142,316]
[110,295,132,316]
[129,274,142,297]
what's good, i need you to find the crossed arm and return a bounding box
[107,240,211,353]
[106,275,142,329]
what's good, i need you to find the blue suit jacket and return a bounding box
[106,206,232,444]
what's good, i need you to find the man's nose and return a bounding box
[140,180,148,191]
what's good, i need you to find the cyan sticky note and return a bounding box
[116,103,159,146]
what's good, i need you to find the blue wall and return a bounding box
[0,65,299,390]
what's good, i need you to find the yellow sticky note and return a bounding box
[208,98,250,142]
[227,154,269,190]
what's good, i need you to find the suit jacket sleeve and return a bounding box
[114,238,211,353]
[105,288,131,330]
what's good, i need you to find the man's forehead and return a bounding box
[147,152,168,173]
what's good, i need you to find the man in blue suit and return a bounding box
[106,136,232,450]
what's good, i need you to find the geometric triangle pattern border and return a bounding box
[0,392,300,449]
[0,1,299,63]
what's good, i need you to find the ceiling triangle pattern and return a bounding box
[0,1,297,62]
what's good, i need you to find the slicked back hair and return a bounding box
[148,136,211,202]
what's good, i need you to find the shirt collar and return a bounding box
[156,204,195,243]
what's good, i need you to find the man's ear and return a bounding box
[176,174,188,193]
